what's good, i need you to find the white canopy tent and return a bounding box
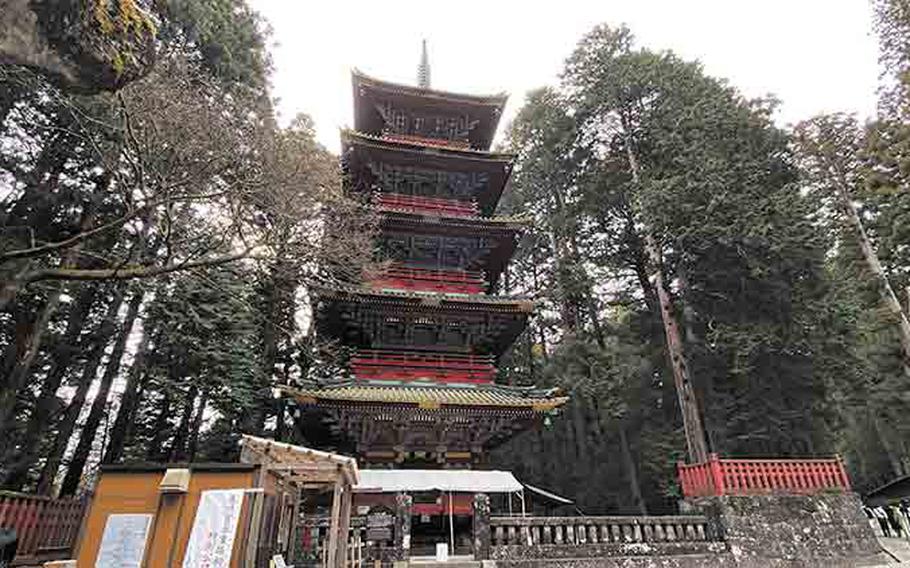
[355,469,526,556]
[355,469,523,494]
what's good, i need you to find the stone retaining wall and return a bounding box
[689,492,887,567]
[490,541,727,561]
[479,492,889,568]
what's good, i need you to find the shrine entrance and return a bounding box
[353,469,524,557]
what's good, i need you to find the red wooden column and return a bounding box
[836,456,852,491]
[708,453,725,496]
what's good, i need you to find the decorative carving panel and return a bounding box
[368,161,489,200]
[376,103,479,144]
[377,232,495,271]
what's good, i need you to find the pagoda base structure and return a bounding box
[285,381,564,468]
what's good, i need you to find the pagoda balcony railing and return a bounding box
[677,454,852,498]
[351,348,496,383]
[375,192,478,218]
[369,265,486,294]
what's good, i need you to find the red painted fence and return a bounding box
[677,454,852,498]
[0,491,87,564]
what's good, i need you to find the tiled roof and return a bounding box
[378,208,530,229]
[282,384,567,411]
[352,68,508,106]
[342,129,515,160]
[312,285,537,311]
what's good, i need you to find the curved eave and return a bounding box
[312,286,537,313]
[352,68,508,107]
[281,384,568,412]
[378,209,529,232]
[342,129,515,161]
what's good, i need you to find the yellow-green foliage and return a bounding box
[84,0,158,78]
[90,0,157,38]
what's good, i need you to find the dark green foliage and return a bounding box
[493,24,854,512]
[0,0,370,495]
[156,0,272,95]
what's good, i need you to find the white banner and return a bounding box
[95,514,152,568]
[182,489,246,568]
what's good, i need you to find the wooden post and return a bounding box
[288,488,302,563]
[836,456,852,491]
[336,485,352,568]
[326,481,343,568]
[708,454,725,496]
[677,462,688,497]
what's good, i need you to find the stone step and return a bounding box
[407,555,482,568]
[878,536,910,563]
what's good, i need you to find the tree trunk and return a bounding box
[145,390,172,462]
[0,291,62,430]
[167,386,198,462]
[275,353,293,441]
[834,177,910,374]
[618,422,647,514]
[871,406,904,477]
[0,303,36,379]
[529,250,550,363]
[0,285,99,487]
[102,328,152,465]
[186,393,207,461]
[58,291,142,496]
[623,124,709,464]
[34,289,126,495]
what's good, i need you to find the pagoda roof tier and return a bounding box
[282,383,567,411]
[377,210,527,289]
[342,130,514,216]
[286,384,565,463]
[312,287,534,357]
[379,209,528,230]
[352,69,508,151]
[315,285,535,310]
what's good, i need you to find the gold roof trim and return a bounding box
[282,385,567,411]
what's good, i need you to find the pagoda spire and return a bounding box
[417,39,431,89]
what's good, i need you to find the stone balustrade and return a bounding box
[490,515,717,547]
[480,514,725,561]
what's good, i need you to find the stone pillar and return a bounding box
[394,492,412,561]
[473,493,491,561]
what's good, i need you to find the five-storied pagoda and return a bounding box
[285,44,567,473]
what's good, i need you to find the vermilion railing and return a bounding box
[677,454,852,498]
[370,265,486,294]
[352,348,496,384]
[375,193,478,218]
[0,491,87,563]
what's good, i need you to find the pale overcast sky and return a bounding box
[250,0,880,152]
